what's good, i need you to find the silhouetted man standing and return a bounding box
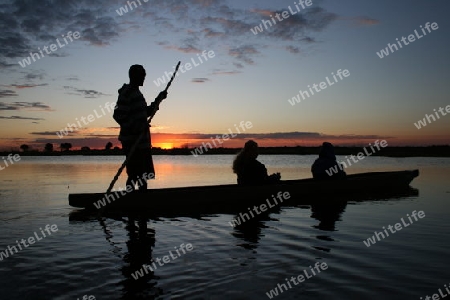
[113,64,167,191]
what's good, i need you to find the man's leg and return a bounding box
[124,143,138,191]
[136,148,148,192]
[137,177,147,191]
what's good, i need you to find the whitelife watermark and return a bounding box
[77,296,95,300]
[266,262,328,298]
[116,0,149,16]
[191,121,253,157]
[376,22,439,59]
[414,105,450,129]
[56,102,116,138]
[153,50,215,88]
[363,210,425,247]
[93,172,155,209]
[421,283,450,300]
[0,154,20,171]
[250,0,313,35]
[325,140,388,177]
[229,191,291,227]
[0,224,58,261]
[18,31,81,68]
[131,243,193,280]
[153,50,216,87]
[287,69,350,106]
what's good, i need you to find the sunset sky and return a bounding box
[0,0,449,151]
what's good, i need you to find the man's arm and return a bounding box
[113,98,130,126]
[147,91,168,117]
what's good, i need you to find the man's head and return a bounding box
[243,139,259,159]
[129,64,146,86]
[319,141,336,160]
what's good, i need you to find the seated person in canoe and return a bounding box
[232,140,281,185]
[311,142,346,180]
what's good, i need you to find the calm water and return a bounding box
[0,155,449,300]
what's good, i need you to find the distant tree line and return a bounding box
[18,142,117,152]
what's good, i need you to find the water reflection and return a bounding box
[228,187,419,253]
[230,209,280,250]
[119,215,160,300]
[69,212,162,299]
[68,187,419,299]
[310,201,347,232]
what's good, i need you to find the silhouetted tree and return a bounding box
[105,142,113,150]
[44,143,53,152]
[60,143,72,152]
[20,144,29,152]
[81,146,90,151]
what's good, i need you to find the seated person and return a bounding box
[232,140,281,185]
[311,142,346,180]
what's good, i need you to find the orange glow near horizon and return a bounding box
[0,133,449,152]
[155,142,174,149]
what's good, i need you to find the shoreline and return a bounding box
[1,145,449,158]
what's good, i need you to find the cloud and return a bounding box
[30,131,62,136]
[64,86,109,98]
[0,115,44,120]
[251,9,273,17]
[10,83,48,89]
[286,46,301,54]
[0,101,52,111]
[250,7,337,41]
[65,75,79,81]
[0,61,17,69]
[22,70,46,81]
[202,28,226,38]
[160,43,202,54]
[211,69,242,76]
[150,131,390,141]
[0,90,18,98]
[2,70,49,89]
[27,130,395,150]
[191,78,209,83]
[350,16,380,26]
[0,0,122,65]
[30,127,117,138]
[0,0,340,72]
[228,45,260,65]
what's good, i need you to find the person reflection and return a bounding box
[120,215,161,299]
[230,205,281,250]
[310,201,347,232]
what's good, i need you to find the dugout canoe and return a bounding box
[68,169,419,212]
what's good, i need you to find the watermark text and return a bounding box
[414,105,450,129]
[266,262,328,298]
[376,22,439,59]
[18,31,80,68]
[131,243,193,280]
[153,50,215,87]
[56,102,116,138]
[363,210,425,247]
[191,121,253,157]
[0,224,58,261]
[288,69,350,106]
[251,0,313,35]
[229,191,290,227]
[325,140,387,176]
[0,153,20,171]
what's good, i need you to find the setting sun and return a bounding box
[155,143,174,149]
